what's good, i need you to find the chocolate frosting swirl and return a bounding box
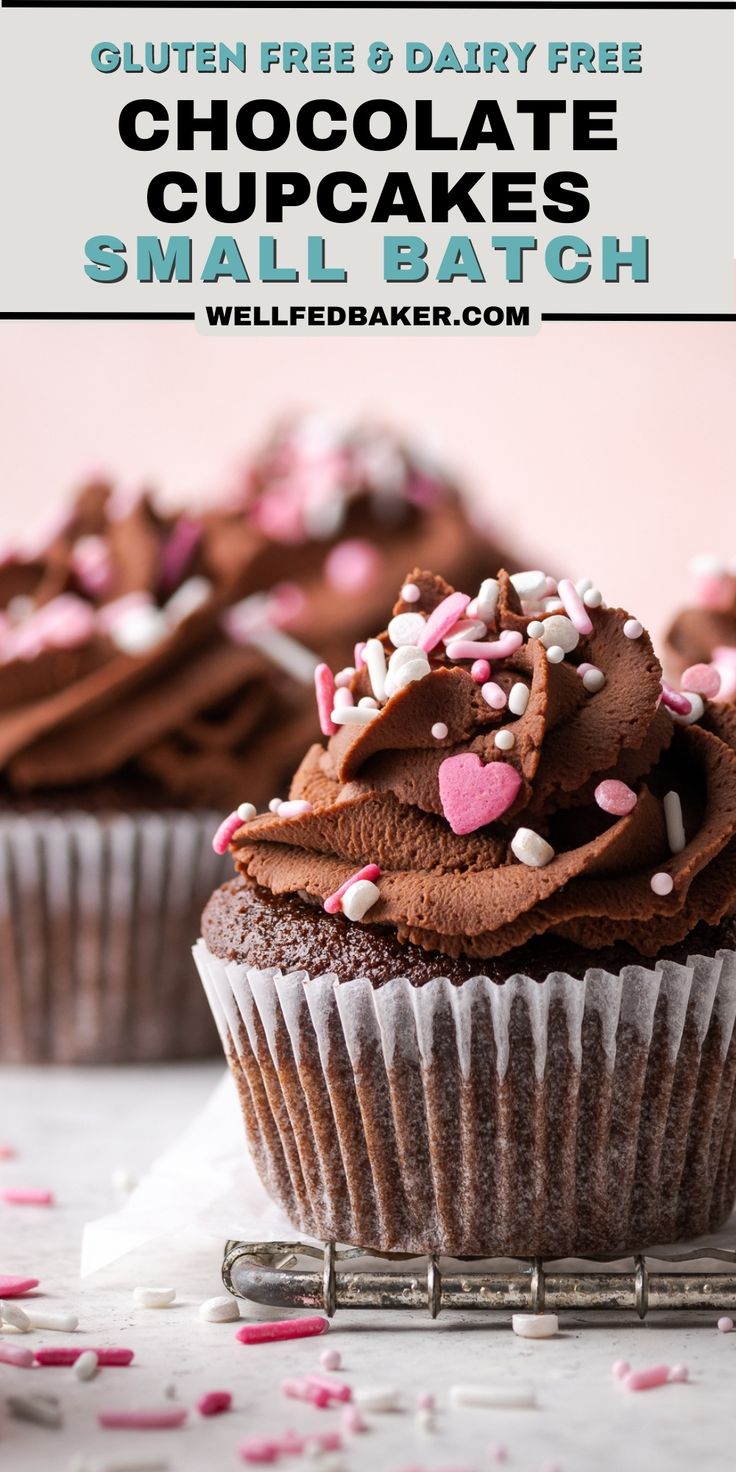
[0,423,513,810]
[231,569,736,959]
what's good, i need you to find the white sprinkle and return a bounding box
[7,1393,62,1428]
[526,620,545,639]
[268,798,282,813]
[111,1166,137,1195]
[475,578,500,622]
[540,615,579,654]
[109,605,168,655]
[481,682,507,711]
[331,705,380,726]
[353,1385,400,1413]
[583,587,603,608]
[576,577,593,595]
[508,682,530,716]
[431,722,448,740]
[364,638,387,702]
[442,619,487,645]
[512,1313,558,1339]
[237,802,257,823]
[0,1300,31,1331]
[74,1350,99,1382]
[546,645,565,664]
[664,791,686,854]
[651,871,674,896]
[689,553,725,577]
[25,1310,79,1332]
[623,618,643,640]
[541,598,564,614]
[341,880,380,922]
[583,667,606,693]
[401,582,421,603]
[240,622,318,686]
[495,730,515,751]
[199,1295,240,1324]
[333,686,354,710]
[164,575,212,626]
[277,800,312,819]
[385,656,431,696]
[450,1383,536,1410]
[672,692,704,725]
[133,1286,177,1310]
[320,1348,341,1371]
[334,666,356,689]
[387,643,424,675]
[511,828,555,868]
[511,570,547,601]
[388,612,426,648]
[358,696,378,709]
[415,1408,435,1434]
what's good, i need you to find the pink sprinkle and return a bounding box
[651,872,674,897]
[354,641,366,669]
[693,573,732,610]
[488,1445,508,1464]
[35,1347,134,1366]
[310,1432,342,1453]
[594,780,638,817]
[417,1391,435,1410]
[660,681,692,716]
[324,864,381,916]
[315,663,338,737]
[342,1405,367,1434]
[445,631,524,662]
[612,1359,630,1379]
[1,1188,53,1206]
[682,663,721,699]
[36,595,97,651]
[198,1390,232,1416]
[624,1364,671,1391]
[471,659,491,684]
[275,1431,307,1455]
[558,578,593,636]
[159,516,202,595]
[419,592,470,653]
[0,1145,15,1159]
[0,1344,34,1368]
[481,681,507,710]
[236,1315,329,1345]
[325,539,381,593]
[270,582,306,627]
[282,1376,325,1406]
[71,535,111,597]
[320,1347,341,1371]
[712,646,736,701]
[277,800,312,819]
[668,1365,689,1383]
[0,1275,39,1296]
[305,1374,352,1403]
[212,811,242,856]
[577,662,594,677]
[717,1316,733,1333]
[239,1437,280,1465]
[99,1408,187,1429]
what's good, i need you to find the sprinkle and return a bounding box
[164,576,212,629]
[595,780,637,817]
[111,1166,137,1194]
[446,631,523,662]
[623,1365,670,1392]
[35,1347,134,1366]
[133,1286,176,1309]
[419,591,470,652]
[0,1275,38,1297]
[444,618,488,645]
[331,705,380,726]
[24,1309,78,1332]
[495,730,515,751]
[324,866,381,915]
[717,1316,733,1333]
[236,1316,329,1345]
[508,682,530,716]
[324,539,380,593]
[668,1365,689,1383]
[304,1374,351,1403]
[415,1408,435,1434]
[199,1295,240,1323]
[158,516,202,594]
[450,1383,535,1409]
[341,880,381,922]
[583,587,603,608]
[672,691,705,726]
[546,645,565,664]
[334,666,356,688]
[472,659,492,684]
[0,1300,30,1329]
[401,582,421,603]
[237,803,257,823]
[651,872,674,896]
[557,578,593,635]
[0,1344,34,1368]
[239,1436,280,1463]
[353,1384,400,1412]
[474,578,500,622]
[526,620,545,639]
[511,828,555,868]
[277,800,313,819]
[663,791,686,854]
[342,1405,366,1434]
[623,618,643,640]
[7,1392,62,1428]
[320,1347,342,1371]
[488,1444,509,1463]
[314,664,337,737]
[268,798,283,812]
[482,681,507,710]
[431,722,448,740]
[108,603,168,656]
[364,637,388,701]
[99,1408,188,1429]
[539,615,579,653]
[0,1146,16,1159]
[682,663,721,699]
[510,570,547,601]
[354,641,366,669]
[417,1391,435,1410]
[198,1390,232,1416]
[71,534,111,596]
[511,1313,558,1339]
[282,1376,329,1407]
[1,1188,53,1205]
[212,812,242,856]
[582,667,606,693]
[388,612,426,647]
[74,1350,99,1382]
[385,650,431,695]
[612,1360,631,1379]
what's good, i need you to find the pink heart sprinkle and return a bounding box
[594,780,638,817]
[439,753,522,835]
[681,663,721,700]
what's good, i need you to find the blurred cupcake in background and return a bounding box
[665,555,736,701]
[0,416,520,1063]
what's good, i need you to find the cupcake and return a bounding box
[196,567,736,1257]
[665,556,736,702]
[0,424,515,1064]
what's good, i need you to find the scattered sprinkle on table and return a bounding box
[0,1274,38,1296]
[199,1294,240,1323]
[1,1187,54,1206]
[512,1312,559,1339]
[35,1346,134,1366]
[197,1389,232,1416]
[717,1315,733,1332]
[99,1408,188,1430]
[236,1315,328,1345]
[133,1286,177,1309]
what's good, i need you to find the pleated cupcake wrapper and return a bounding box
[194,938,736,1257]
[0,811,226,1063]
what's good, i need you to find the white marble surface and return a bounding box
[1,1062,735,1472]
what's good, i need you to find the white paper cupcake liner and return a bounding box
[194,937,736,1257]
[0,811,227,1063]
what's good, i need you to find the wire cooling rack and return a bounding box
[222,1239,736,1319]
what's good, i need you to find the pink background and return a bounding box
[0,321,733,648]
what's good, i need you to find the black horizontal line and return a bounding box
[4,2,734,9]
[0,312,195,321]
[541,312,736,321]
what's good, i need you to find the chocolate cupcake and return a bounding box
[665,555,736,701]
[196,567,736,1257]
[0,424,515,1064]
